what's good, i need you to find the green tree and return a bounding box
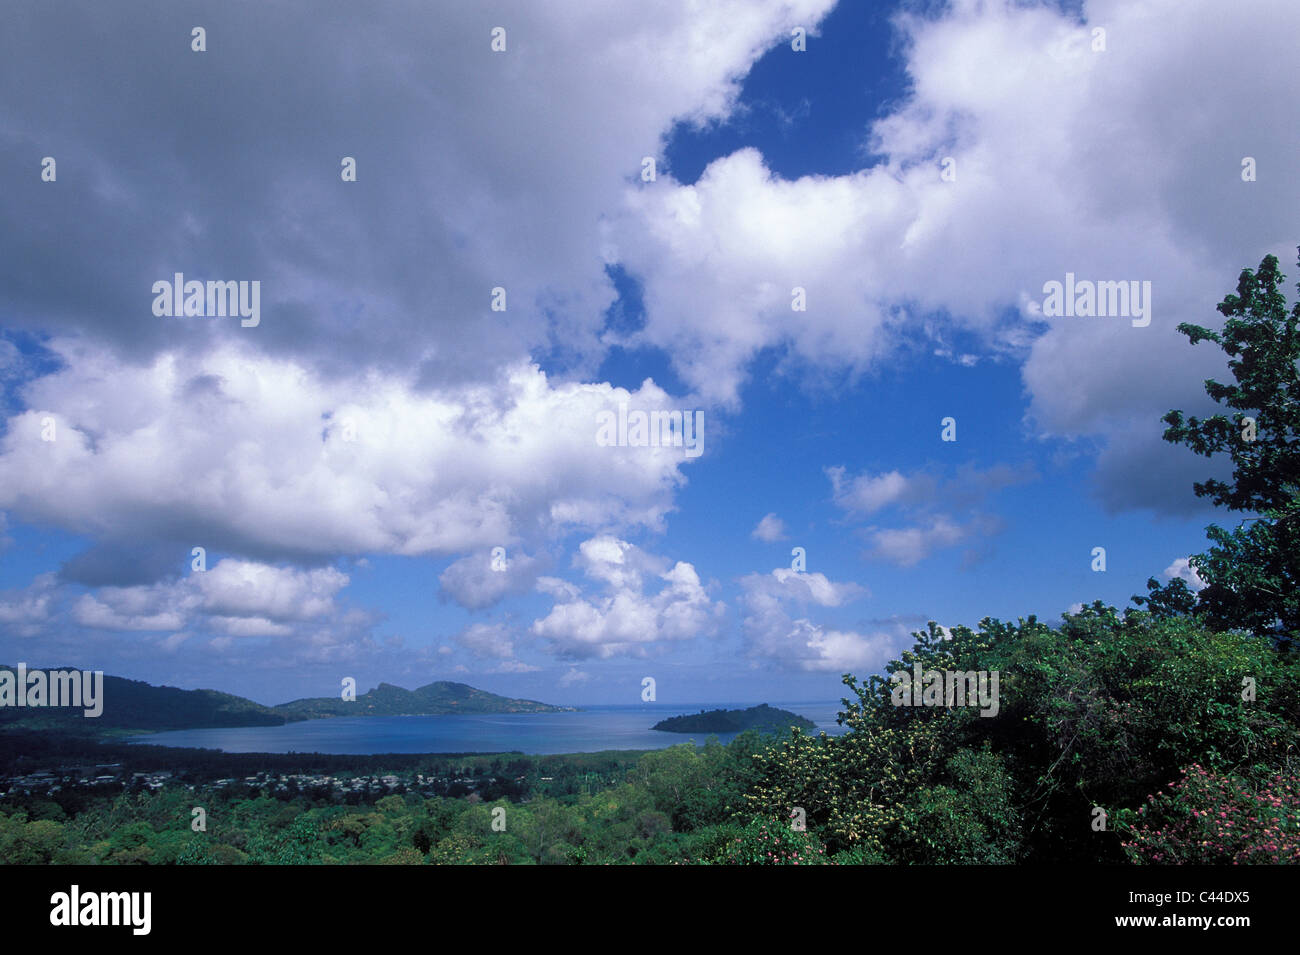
[0,812,67,865]
[246,814,321,865]
[1150,249,1300,643]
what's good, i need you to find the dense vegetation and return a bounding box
[652,704,815,734]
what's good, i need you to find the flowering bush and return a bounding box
[713,817,830,865]
[1121,763,1300,864]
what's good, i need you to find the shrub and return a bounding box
[713,817,830,865]
[1120,763,1300,864]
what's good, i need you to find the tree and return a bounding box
[247,813,321,865]
[1148,249,1300,644]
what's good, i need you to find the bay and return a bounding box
[127,701,849,755]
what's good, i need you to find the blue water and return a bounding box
[127,702,848,755]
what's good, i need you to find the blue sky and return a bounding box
[0,0,1294,707]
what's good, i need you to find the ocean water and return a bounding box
[127,702,849,755]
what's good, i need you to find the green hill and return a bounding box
[0,667,574,733]
[274,680,575,718]
[0,666,288,732]
[651,703,816,735]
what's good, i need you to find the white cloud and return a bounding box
[827,467,915,516]
[5,558,353,644]
[71,594,186,633]
[0,344,701,562]
[576,535,655,592]
[195,560,347,621]
[607,0,1300,506]
[530,537,722,659]
[765,568,865,607]
[864,516,971,567]
[797,622,899,673]
[439,551,541,611]
[1163,556,1207,592]
[751,512,788,541]
[828,464,1024,566]
[1,0,840,391]
[208,615,293,638]
[737,568,900,672]
[536,576,581,602]
[609,147,895,407]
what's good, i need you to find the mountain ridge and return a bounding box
[275,679,575,718]
[0,666,574,732]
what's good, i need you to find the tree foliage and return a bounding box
[1149,249,1300,642]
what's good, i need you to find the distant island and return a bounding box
[651,703,816,734]
[0,666,573,733]
[275,681,575,719]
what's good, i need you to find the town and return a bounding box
[0,765,526,802]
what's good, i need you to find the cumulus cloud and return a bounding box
[530,537,722,659]
[71,594,187,633]
[195,560,348,621]
[737,567,900,671]
[753,568,866,608]
[1163,556,1207,592]
[3,558,354,646]
[439,551,542,611]
[608,0,1299,506]
[0,343,702,567]
[0,0,838,387]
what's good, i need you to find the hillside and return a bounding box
[274,680,575,718]
[0,666,288,732]
[651,703,816,735]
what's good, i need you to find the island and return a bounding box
[651,703,816,734]
[274,680,576,719]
